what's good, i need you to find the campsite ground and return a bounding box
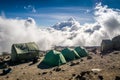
[0,47,120,80]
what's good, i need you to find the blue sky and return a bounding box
[0,0,120,27]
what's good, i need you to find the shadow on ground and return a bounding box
[37,62,53,69]
[0,68,12,76]
[0,60,32,68]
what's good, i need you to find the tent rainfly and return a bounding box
[74,46,88,57]
[11,42,39,61]
[42,50,66,66]
[61,48,80,61]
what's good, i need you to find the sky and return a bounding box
[0,0,120,53]
[0,0,120,27]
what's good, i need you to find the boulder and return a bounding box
[115,76,120,80]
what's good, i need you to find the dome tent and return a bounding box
[42,50,66,66]
[61,48,80,61]
[74,46,88,57]
[11,42,39,62]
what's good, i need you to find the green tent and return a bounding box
[42,50,66,66]
[11,42,39,61]
[61,48,80,61]
[74,46,88,57]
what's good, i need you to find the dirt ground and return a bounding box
[0,47,120,80]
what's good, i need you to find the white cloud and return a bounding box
[24,5,36,13]
[94,3,120,37]
[0,11,5,18]
[0,3,120,53]
[52,17,81,31]
[85,10,90,14]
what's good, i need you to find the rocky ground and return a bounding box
[0,47,120,80]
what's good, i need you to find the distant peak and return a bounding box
[68,17,76,22]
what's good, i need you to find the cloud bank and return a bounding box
[0,3,120,53]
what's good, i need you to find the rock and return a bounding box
[94,72,98,75]
[72,73,76,77]
[80,71,87,76]
[42,72,47,75]
[53,67,61,72]
[70,61,79,66]
[87,56,92,60]
[111,66,115,69]
[70,62,76,66]
[80,59,83,62]
[107,61,110,63]
[115,76,120,80]
[75,75,81,79]
[91,69,102,72]
[69,78,72,80]
[76,62,80,65]
[3,68,12,75]
[113,51,119,54]
[0,57,4,62]
[5,56,10,60]
[21,67,23,69]
[85,71,91,75]
[61,70,65,72]
[6,76,9,78]
[74,71,93,80]
[38,73,41,75]
[101,55,103,58]
[16,78,19,80]
[49,71,52,74]
[75,75,86,80]
[98,75,103,80]
[23,72,25,74]
[80,71,90,76]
